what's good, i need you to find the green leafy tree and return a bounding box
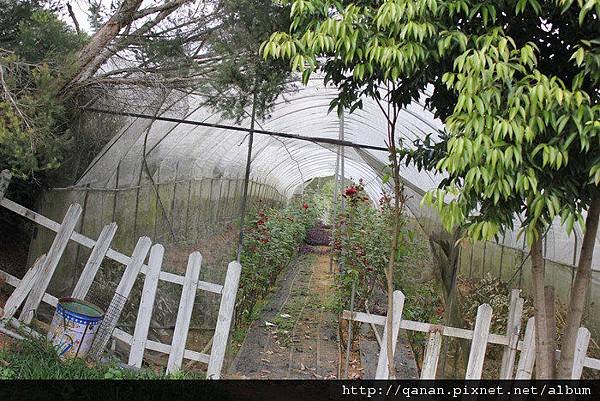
[263,0,442,377]
[264,0,599,378]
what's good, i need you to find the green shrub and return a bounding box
[235,201,318,326]
[0,337,202,379]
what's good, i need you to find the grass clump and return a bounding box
[0,337,202,379]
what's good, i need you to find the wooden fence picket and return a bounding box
[167,251,202,373]
[19,204,82,324]
[115,237,152,297]
[1,254,46,320]
[89,237,152,358]
[515,317,536,379]
[207,261,241,379]
[571,327,591,379]
[375,290,406,379]
[499,289,524,379]
[420,331,442,379]
[0,170,11,200]
[128,244,164,368]
[465,303,493,379]
[72,223,118,299]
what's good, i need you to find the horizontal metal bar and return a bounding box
[83,107,389,152]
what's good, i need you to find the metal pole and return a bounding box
[236,91,258,262]
[329,150,340,273]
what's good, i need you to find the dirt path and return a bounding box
[228,247,419,379]
[228,249,340,379]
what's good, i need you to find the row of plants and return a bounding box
[330,181,446,369]
[330,181,391,315]
[234,200,320,328]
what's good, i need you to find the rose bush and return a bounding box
[235,201,319,326]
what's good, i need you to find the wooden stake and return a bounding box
[129,244,164,368]
[207,261,242,379]
[167,251,202,373]
[500,289,524,379]
[465,303,493,379]
[19,204,82,324]
[72,223,118,299]
[375,290,405,379]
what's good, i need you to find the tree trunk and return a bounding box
[384,158,401,378]
[530,234,554,378]
[557,194,600,378]
[61,0,144,93]
[545,285,557,375]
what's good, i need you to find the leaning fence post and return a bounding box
[207,261,241,379]
[19,203,83,324]
[515,317,536,379]
[0,170,11,200]
[88,236,152,360]
[571,327,591,379]
[72,223,118,299]
[1,254,46,320]
[375,290,405,379]
[465,303,493,379]
[500,289,524,378]
[167,251,202,373]
[128,244,164,368]
[420,330,443,379]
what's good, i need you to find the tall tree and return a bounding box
[264,0,599,378]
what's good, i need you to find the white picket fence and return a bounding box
[0,170,237,378]
[343,289,600,379]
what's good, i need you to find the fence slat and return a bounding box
[465,303,493,379]
[420,331,442,379]
[341,310,508,346]
[167,251,202,373]
[0,170,11,199]
[207,261,242,379]
[571,327,591,379]
[72,223,118,299]
[19,204,82,324]
[375,290,406,379]
[515,317,536,379]
[115,237,152,297]
[89,237,152,359]
[500,289,524,379]
[1,254,46,320]
[128,244,164,368]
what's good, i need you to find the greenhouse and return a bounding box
[0,0,599,393]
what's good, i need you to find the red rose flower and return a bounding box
[345,187,358,196]
[302,203,309,209]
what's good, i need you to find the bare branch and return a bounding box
[66,3,81,34]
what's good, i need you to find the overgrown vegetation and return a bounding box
[331,181,390,314]
[235,200,320,328]
[0,337,200,379]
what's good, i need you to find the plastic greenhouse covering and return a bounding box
[26,76,599,331]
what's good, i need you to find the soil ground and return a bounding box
[228,247,418,379]
[228,249,340,379]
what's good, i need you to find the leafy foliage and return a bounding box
[263,0,600,245]
[0,336,201,379]
[331,182,413,312]
[0,3,85,181]
[235,200,319,326]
